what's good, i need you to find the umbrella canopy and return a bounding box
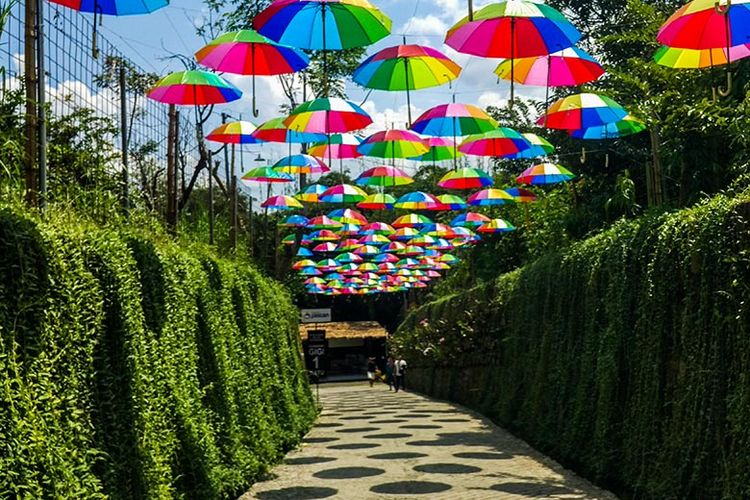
[308,134,364,159]
[280,214,310,227]
[358,193,397,210]
[320,184,368,203]
[362,222,395,235]
[147,70,242,105]
[468,188,516,206]
[392,213,433,228]
[505,133,555,159]
[261,195,303,209]
[394,192,442,210]
[478,218,516,234]
[654,43,750,68]
[206,121,263,144]
[438,168,494,190]
[329,208,368,224]
[357,129,429,159]
[307,215,343,230]
[285,98,373,134]
[460,127,531,157]
[252,117,327,143]
[273,154,331,174]
[355,166,414,187]
[51,0,167,15]
[253,0,392,50]
[538,93,628,130]
[296,183,328,202]
[517,162,574,185]
[411,103,498,137]
[390,227,421,241]
[494,47,604,86]
[451,212,491,227]
[657,0,750,50]
[437,194,468,210]
[569,115,646,139]
[241,167,295,183]
[410,137,464,162]
[504,187,538,203]
[445,0,581,58]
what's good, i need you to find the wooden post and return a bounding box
[229,143,237,250]
[209,153,215,245]
[119,64,129,213]
[166,104,177,232]
[649,126,664,206]
[24,0,39,206]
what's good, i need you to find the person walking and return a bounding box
[393,355,407,392]
[385,356,395,391]
[367,357,377,388]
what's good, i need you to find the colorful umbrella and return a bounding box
[392,213,433,228]
[296,183,327,203]
[538,93,628,130]
[195,29,309,116]
[362,222,395,235]
[358,193,396,210]
[478,218,516,234]
[468,188,516,206]
[517,163,574,185]
[436,194,468,210]
[390,227,421,241]
[320,184,368,203]
[285,98,373,137]
[206,121,263,144]
[329,208,368,225]
[357,129,429,161]
[338,224,363,236]
[147,70,242,106]
[504,187,538,203]
[355,166,414,187]
[353,44,461,124]
[411,103,498,137]
[569,115,647,139]
[51,0,167,15]
[281,234,297,245]
[653,44,750,68]
[310,229,340,241]
[410,137,464,162]
[273,154,330,174]
[241,167,295,183]
[308,134,363,159]
[307,215,343,230]
[252,117,327,143]
[394,192,442,210]
[657,0,750,51]
[297,247,314,257]
[459,127,531,158]
[505,133,555,159]
[280,214,310,227]
[313,242,339,252]
[494,47,604,87]
[438,167,494,190]
[261,195,303,209]
[451,212,491,228]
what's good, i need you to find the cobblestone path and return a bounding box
[241,383,617,500]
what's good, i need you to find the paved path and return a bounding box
[241,383,617,500]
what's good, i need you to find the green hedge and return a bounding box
[0,207,315,499]
[395,193,750,499]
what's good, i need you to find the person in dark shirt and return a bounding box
[367,357,377,387]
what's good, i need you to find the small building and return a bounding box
[300,321,388,381]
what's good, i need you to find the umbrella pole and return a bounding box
[544,55,551,127]
[718,8,733,97]
[252,44,259,117]
[509,18,515,110]
[322,2,328,96]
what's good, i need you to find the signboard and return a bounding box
[300,308,332,324]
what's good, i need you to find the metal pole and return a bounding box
[174,110,180,226]
[36,0,47,210]
[119,64,129,213]
[166,104,177,232]
[24,0,39,206]
[468,0,474,20]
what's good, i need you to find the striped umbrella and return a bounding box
[505,133,555,159]
[516,163,574,185]
[394,192,442,211]
[206,121,263,144]
[273,154,330,174]
[569,115,646,140]
[320,184,368,203]
[355,166,414,187]
[147,70,242,106]
[252,117,327,143]
[436,194,468,210]
[296,183,327,203]
[242,167,294,183]
[358,193,396,210]
[261,195,303,209]
[308,134,364,159]
[358,129,429,161]
[459,127,531,158]
[438,167,494,190]
[478,218,516,234]
[410,137,464,163]
[468,188,516,206]
[538,93,628,130]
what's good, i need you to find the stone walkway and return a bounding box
[241,383,617,500]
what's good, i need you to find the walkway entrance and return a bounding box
[301,322,388,381]
[242,383,616,499]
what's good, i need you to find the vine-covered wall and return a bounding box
[395,193,750,499]
[0,208,316,499]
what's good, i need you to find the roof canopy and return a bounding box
[300,321,387,340]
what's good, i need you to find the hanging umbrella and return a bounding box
[355,245,384,257]
[658,0,750,52]
[392,213,433,228]
[494,47,604,86]
[504,187,538,202]
[390,227,421,241]
[459,127,531,158]
[653,43,750,68]
[410,137,464,162]
[313,242,339,252]
[281,234,297,245]
[252,117,327,143]
[394,192,442,210]
[505,133,555,159]
[358,193,396,210]
[357,129,429,160]
[478,218,516,234]
[254,0,392,50]
[285,98,373,134]
[279,214,310,227]
[438,167,494,190]
[308,134,364,159]
[355,166,414,187]
[353,44,462,124]
[517,163,574,185]
[362,222,395,235]
[569,115,647,139]
[320,184,368,203]
[293,259,318,270]
[307,215,343,230]
[468,188,516,206]
[296,183,327,202]
[374,253,399,263]
[338,238,363,251]
[241,167,295,183]
[195,29,309,116]
[538,93,628,130]
[273,154,330,174]
[147,70,242,105]
[329,208,368,224]
[261,195,303,209]
[51,0,167,14]
[206,121,263,144]
[310,229,341,241]
[451,212,491,228]
[437,194,468,210]
[338,224,363,236]
[297,247,314,256]
[446,0,581,103]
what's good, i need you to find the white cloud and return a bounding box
[477,91,506,109]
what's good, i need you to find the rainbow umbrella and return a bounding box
[504,187,537,203]
[459,127,531,158]
[478,218,516,234]
[279,214,310,227]
[383,241,406,253]
[438,167,493,190]
[281,234,296,245]
[51,0,166,15]
[300,266,323,276]
[437,194,468,210]
[297,247,314,257]
[336,253,363,263]
[261,195,303,209]
[241,167,295,183]
[296,183,327,203]
[338,224,362,236]
[400,246,425,257]
[310,229,340,241]
[195,29,309,116]
[357,129,428,161]
[374,253,399,263]
[273,154,330,174]
[293,259,317,270]
[254,0,392,51]
[252,117,327,143]
[505,133,555,159]
[329,208,368,225]
[307,215,343,230]
[393,213,433,228]
[394,192,441,211]
[410,137,464,162]
[409,235,437,247]
[354,244,383,256]
[353,44,461,124]
[654,44,750,68]
[517,163,574,185]
[355,166,414,187]
[317,258,340,270]
[304,277,327,285]
[359,234,389,245]
[390,227,421,241]
[569,115,647,140]
[468,188,516,206]
[313,242,339,252]
[338,238,363,251]
[658,0,750,51]
[358,193,396,210]
[308,134,363,159]
[494,47,604,87]
[285,98,373,134]
[147,70,242,106]
[538,93,628,130]
[320,184,368,203]
[206,121,263,144]
[362,222,395,235]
